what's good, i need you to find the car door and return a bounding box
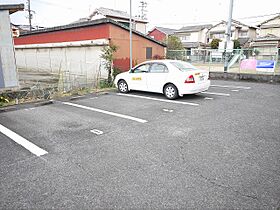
[146,63,169,93]
[127,63,150,91]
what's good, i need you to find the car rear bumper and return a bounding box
[178,80,211,96]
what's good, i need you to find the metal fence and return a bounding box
[167,48,280,75]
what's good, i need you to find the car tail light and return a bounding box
[185,75,195,83]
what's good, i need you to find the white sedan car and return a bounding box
[114,60,210,100]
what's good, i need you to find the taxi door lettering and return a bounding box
[132,77,142,81]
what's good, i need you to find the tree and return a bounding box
[166,36,184,50]
[100,44,118,85]
[233,39,241,49]
[210,38,221,49]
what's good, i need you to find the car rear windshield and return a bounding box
[170,61,199,71]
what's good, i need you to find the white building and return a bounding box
[174,24,212,50]
[207,20,257,47]
[74,7,148,34]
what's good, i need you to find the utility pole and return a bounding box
[27,0,32,31]
[224,0,234,73]
[129,0,132,70]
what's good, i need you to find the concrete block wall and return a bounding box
[15,45,107,80]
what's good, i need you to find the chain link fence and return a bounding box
[167,48,280,75]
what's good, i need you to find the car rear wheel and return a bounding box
[118,80,129,93]
[164,84,178,100]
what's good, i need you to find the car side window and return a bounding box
[133,64,150,73]
[149,63,168,73]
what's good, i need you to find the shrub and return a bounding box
[210,38,221,49]
[0,95,9,106]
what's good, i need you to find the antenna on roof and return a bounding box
[139,1,147,20]
[26,0,35,31]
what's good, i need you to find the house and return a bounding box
[14,18,166,80]
[147,27,176,42]
[11,24,45,37]
[258,14,280,37]
[249,34,280,60]
[74,7,148,34]
[173,24,212,50]
[207,20,257,48]
[11,23,20,37]
[247,15,280,60]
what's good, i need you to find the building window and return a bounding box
[146,47,152,59]
[212,33,224,39]
[239,31,248,37]
[180,34,190,42]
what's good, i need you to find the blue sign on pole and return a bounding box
[256,60,276,72]
[256,60,275,72]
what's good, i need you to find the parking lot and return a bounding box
[0,80,279,209]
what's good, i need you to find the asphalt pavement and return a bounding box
[0,80,279,209]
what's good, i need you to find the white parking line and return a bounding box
[163,108,174,112]
[116,93,199,106]
[63,102,147,123]
[204,97,214,100]
[211,84,251,89]
[0,124,48,157]
[231,89,239,92]
[90,129,103,135]
[201,91,230,96]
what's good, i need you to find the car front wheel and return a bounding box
[164,84,178,100]
[118,80,129,93]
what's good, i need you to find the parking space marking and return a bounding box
[0,124,48,157]
[204,97,214,100]
[116,93,199,106]
[201,91,230,96]
[90,129,103,135]
[211,84,251,89]
[231,89,239,92]
[63,102,148,123]
[24,108,35,111]
[163,108,174,113]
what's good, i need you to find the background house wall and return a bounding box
[109,24,165,71]
[148,29,167,42]
[208,21,256,45]
[13,20,165,82]
[135,23,147,34]
[176,31,199,43]
[259,17,280,37]
[14,24,110,45]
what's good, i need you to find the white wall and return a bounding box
[15,42,108,81]
[135,23,147,34]
[0,10,19,89]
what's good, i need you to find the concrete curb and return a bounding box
[0,89,115,113]
[210,72,280,84]
[0,100,54,113]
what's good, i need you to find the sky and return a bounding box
[3,0,280,30]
